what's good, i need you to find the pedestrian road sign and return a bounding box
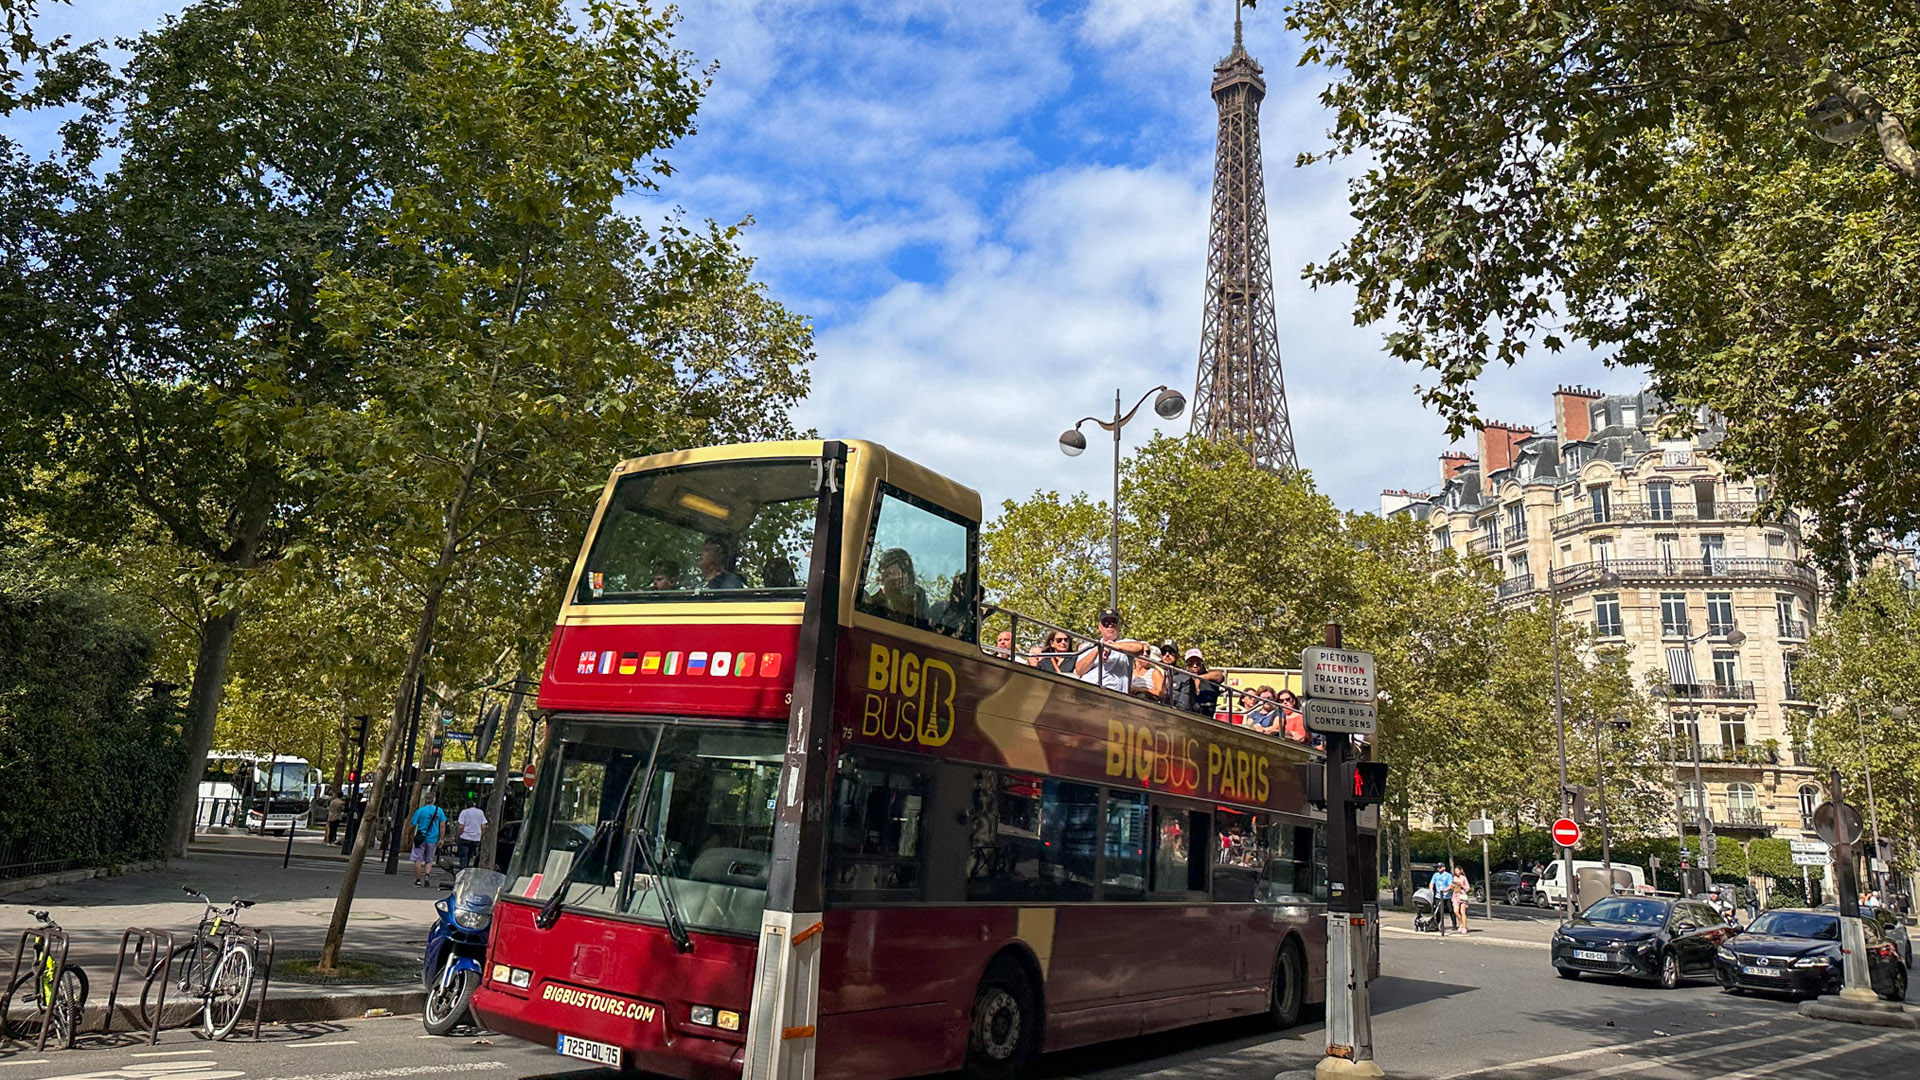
[1789,839,1829,855]
[1792,852,1829,867]
[1304,698,1377,735]
[1301,647,1376,702]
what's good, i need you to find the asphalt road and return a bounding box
[3,928,1913,1080]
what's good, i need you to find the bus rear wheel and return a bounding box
[1268,939,1305,1030]
[964,958,1039,1080]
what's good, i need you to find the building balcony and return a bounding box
[1662,619,1692,639]
[1550,499,1781,536]
[1502,524,1528,546]
[1498,574,1540,600]
[1666,741,1776,765]
[1666,681,1758,701]
[1720,806,1770,829]
[1550,557,1817,590]
[1778,619,1808,641]
[1594,620,1625,639]
[1466,534,1496,555]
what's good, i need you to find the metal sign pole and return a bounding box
[1314,623,1383,1080]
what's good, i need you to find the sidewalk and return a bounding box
[1380,904,1558,950]
[0,832,445,1028]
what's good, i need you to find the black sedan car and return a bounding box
[1490,870,1539,906]
[1714,909,1908,1001]
[1814,905,1913,968]
[1551,896,1736,988]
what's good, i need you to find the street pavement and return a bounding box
[2,897,1913,1080]
[0,831,444,1021]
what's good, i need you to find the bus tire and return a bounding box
[1267,938,1306,1030]
[964,957,1039,1080]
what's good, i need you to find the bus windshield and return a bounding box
[511,720,782,937]
[575,459,818,604]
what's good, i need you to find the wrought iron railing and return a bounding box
[1721,806,1767,827]
[1666,681,1757,701]
[1594,620,1625,638]
[1778,619,1808,640]
[1498,575,1539,599]
[1502,523,1528,545]
[1466,533,1496,554]
[1551,557,1817,589]
[1550,499,1782,535]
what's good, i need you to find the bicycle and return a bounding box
[1,909,88,1050]
[139,887,257,1040]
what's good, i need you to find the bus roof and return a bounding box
[607,439,982,524]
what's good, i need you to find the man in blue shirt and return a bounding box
[1430,867,1454,934]
[409,792,448,888]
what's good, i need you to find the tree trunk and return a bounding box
[319,419,489,971]
[165,609,241,856]
[479,670,529,871]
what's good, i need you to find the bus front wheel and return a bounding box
[964,957,1039,1080]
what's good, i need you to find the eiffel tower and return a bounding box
[1192,2,1298,472]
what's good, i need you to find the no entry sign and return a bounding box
[1552,818,1582,848]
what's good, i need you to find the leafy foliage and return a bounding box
[0,570,187,875]
[1278,0,1920,568]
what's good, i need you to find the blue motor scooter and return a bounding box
[423,867,506,1035]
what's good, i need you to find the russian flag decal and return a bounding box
[688,651,709,675]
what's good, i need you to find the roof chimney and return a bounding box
[1554,385,1603,444]
[1476,422,1534,475]
[1440,452,1473,485]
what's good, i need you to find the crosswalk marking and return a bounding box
[1442,1020,1771,1078]
[1691,1031,1902,1080]
[1560,1028,1827,1079]
[128,1053,214,1059]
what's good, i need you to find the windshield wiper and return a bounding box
[627,826,693,953]
[536,744,653,930]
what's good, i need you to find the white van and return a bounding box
[1534,859,1647,906]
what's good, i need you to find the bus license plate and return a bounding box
[1742,965,1782,977]
[1574,950,1607,962]
[558,1034,622,1067]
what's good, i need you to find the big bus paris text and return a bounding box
[469,440,1371,1080]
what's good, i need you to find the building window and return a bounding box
[1434,527,1451,551]
[1510,553,1529,583]
[1646,481,1674,520]
[1670,712,1699,752]
[1711,650,1740,689]
[1481,516,1498,548]
[1655,533,1679,566]
[1588,485,1611,523]
[1661,593,1689,637]
[1590,536,1614,567]
[1706,592,1734,636]
[1680,781,1708,814]
[1693,479,1718,519]
[1776,594,1800,636]
[1594,593,1622,637]
[1701,534,1726,573]
[1798,785,1820,823]
[1719,712,1747,748]
[1726,782,1757,810]
[1784,657,1802,701]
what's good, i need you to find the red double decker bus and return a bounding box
[470,440,1362,1080]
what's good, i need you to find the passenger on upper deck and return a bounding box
[1030,630,1076,674]
[868,547,931,626]
[1165,648,1225,716]
[1276,689,1307,742]
[761,557,798,588]
[1244,687,1281,733]
[1075,609,1147,692]
[649,560,684,591]
[987,630,1015,660]
[697,537,747,591]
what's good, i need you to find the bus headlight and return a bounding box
[690,1006,715,1027]
[717,1010,740,1032]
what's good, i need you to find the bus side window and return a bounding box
[856,485,978,642]
[1101,790,1148,899]
[964,772,1097,902]
[1213,808,1262,902]
[828,754,929,902]
[1151,806,1209,895]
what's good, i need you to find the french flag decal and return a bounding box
[597,651,615,675]
[688,652,709,675]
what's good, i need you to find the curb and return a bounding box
[0,860,170,900]
[1797,996,1920,1030]
[77,987,427,1035]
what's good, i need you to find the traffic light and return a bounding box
[1346,761,1389,805]
[475,702,504,759]
[1567,786,1589,823]
[1297,762,1327,809]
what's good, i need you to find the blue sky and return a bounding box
[24,0,1617,515]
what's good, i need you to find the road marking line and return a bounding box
[1692,1031,1902,1079]
[131,1052,218,1058]
[258,1064,509,1080]
[1380,926,1549,951]
[1443,1019,1771,1078]
[0,1061,51,1067]
[303,1042,359,1047]
[1559,1028,1827,1079]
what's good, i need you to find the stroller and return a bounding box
[1412,887,1447,934]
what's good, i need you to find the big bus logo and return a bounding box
[864,645,957,747]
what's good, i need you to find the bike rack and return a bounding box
[4,926,71,1052]
[103,928,175,1045]
[235,927,275,1040]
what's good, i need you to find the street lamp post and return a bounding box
[1851,702,1887,897]
[1594,714,1630,872]
[1060,385,1186,613]
[1547,560,1620,919]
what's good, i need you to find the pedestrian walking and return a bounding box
[1450,865,1472,935]
[1430,866,1454,936]
[325,790,346,844]
[408,792,448,888]
[456,801,487,870]
[1742,882,1759,923]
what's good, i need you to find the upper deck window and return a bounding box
[856,484,978,642]
[575,459,817,604]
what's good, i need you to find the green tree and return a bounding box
[1279,0,1920,568]
[307,0,809,968]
